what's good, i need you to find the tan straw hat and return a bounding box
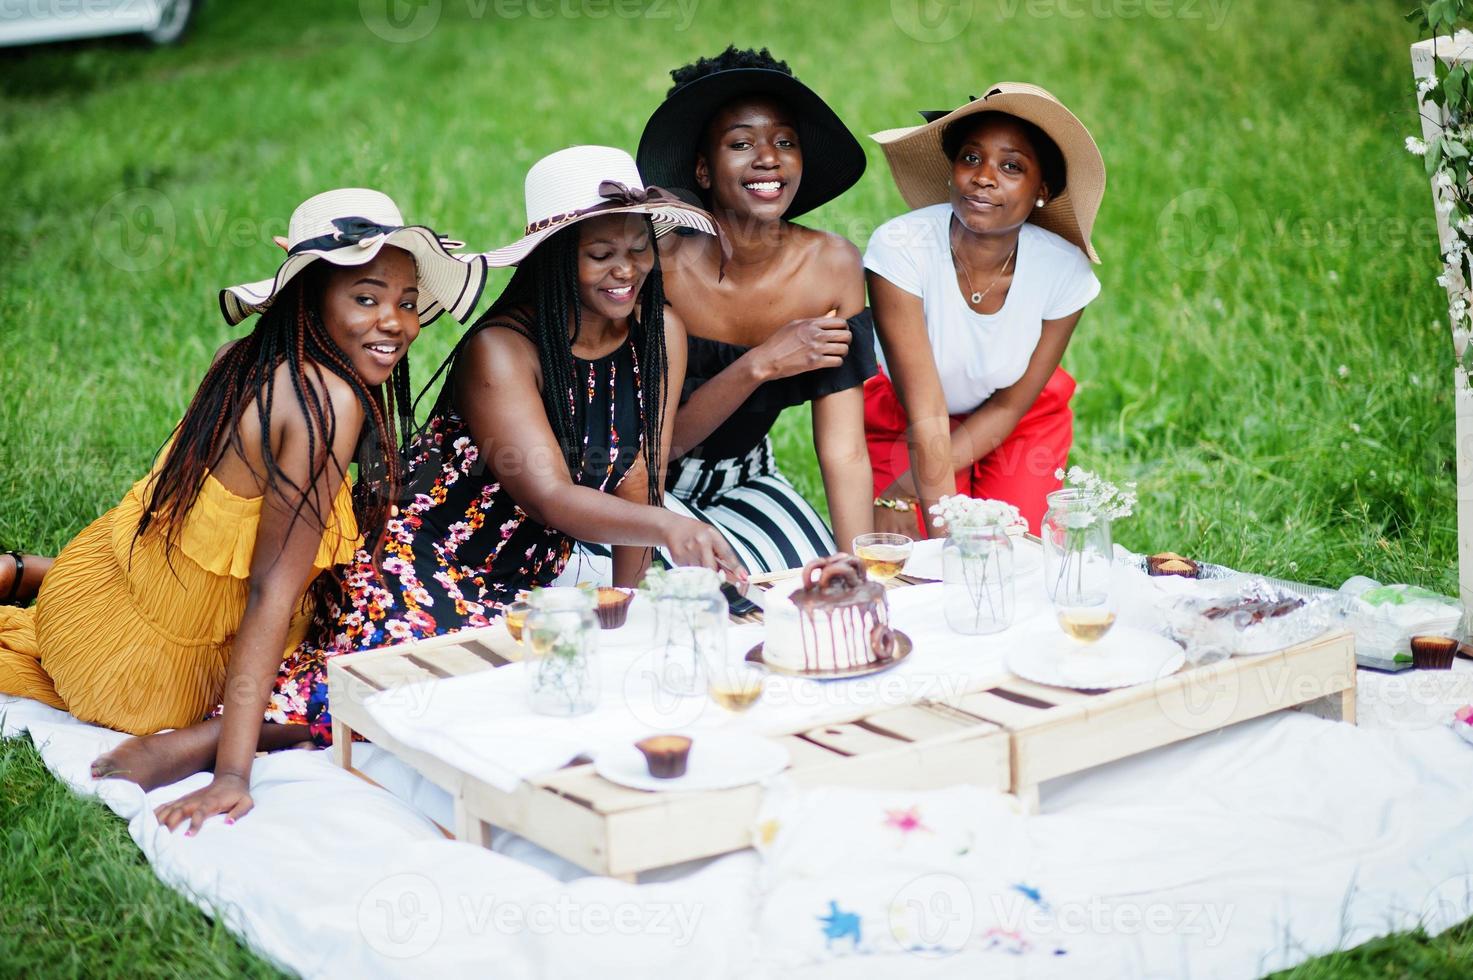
[220,188,487,326]
[481,145,722,268]
[870,83,1105,263]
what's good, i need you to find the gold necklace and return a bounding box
[950,235,1016,307]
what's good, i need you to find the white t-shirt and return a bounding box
[864,204,1101,415]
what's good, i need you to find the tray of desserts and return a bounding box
[1163,579,1337,658]
[1132,551,1344,603]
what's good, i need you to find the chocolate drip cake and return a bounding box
[764,555,898,673]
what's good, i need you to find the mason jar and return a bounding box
[523,587,599,716]
[650,566,726,696]
[942,524,1015,634]
[1040,488,1114,606]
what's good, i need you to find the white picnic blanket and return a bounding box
[7,543,1473,977]
[7,693,1473,979]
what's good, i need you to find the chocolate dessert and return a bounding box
[1148,552,1201,578]
[776,554,897,672]
[635,735,693,778]
[1200,595,1305,629]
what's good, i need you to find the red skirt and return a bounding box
[864,366,1076,535]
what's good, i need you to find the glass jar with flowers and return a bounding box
[524,586,599,716]
[1042,467,1136,640]
[930,495,1023,634]
[643,566,726,696]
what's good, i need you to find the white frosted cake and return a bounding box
[764,555,899,673]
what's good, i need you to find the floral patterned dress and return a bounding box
[264,317,646,745]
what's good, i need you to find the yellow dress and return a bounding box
[0,470,359,735]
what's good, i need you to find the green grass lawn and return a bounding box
[0,0,1465,974]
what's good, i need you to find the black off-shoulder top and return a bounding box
[678,309,878,461]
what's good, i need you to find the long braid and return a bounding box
[300,301,398,558]
[390,358,413,443]
[638,248,668,505]
[531,229,587,477]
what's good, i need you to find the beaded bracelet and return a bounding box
[873,497,916,513]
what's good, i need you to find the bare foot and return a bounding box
[91,729,216,791]
[91,718,313,791]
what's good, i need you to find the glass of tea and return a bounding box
[503,600,531,643]
[1054,592,1116,644]
[706,663,766,713]
[852,533,913,583]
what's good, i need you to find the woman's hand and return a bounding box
[154,773,253,834]
[750,313,850,382]
[662,515,749,590]
[873,500,922,539]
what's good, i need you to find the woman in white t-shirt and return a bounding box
[863,84,1105,535]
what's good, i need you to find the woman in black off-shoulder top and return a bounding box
[635,45,876,572]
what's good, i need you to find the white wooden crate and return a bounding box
[927,629,1357,810]
[325,626,1010,878]
[326,612,1355,875]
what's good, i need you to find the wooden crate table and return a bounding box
[926,628,1356,810]
[325,625,1011,879]
[326,578,1356,877]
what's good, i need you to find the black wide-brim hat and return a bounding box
[636,67,866,221]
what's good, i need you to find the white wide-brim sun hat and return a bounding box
[871,82,1105,264]
[481,145,722,268]
[220,187,488,326]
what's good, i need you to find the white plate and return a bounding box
[901,534,1041,581]
[1006,625,1186,690]
[594,733,790,792]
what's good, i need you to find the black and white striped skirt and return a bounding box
[551,438,836,583]
[664,437,835,574]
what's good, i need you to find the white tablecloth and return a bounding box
[363,568,1056,793]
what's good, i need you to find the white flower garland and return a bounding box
[1408,19,1473,390]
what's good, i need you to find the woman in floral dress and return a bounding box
[268,146,743,745]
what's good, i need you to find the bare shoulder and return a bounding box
[462,318,540,383]
[269,359,367,434]
[453,319,545,406]
[796,225,862,274]
[793,226,864,313]
[656,229,717,289]
[657,227,695,258]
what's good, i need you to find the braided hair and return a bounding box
[137,263,411,567]
[421,220,667,507]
